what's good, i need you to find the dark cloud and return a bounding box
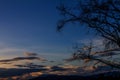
[57,63,63,65]
[51,66,68,71]
[15,63,69,71]
[0,57,45,63]
[63,58,74,62]
[49,60,55,63]
[24,52,38,57]
[0,68,41,78]
[15,63,47,69]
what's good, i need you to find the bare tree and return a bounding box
[57,0,120,69]
[65,42,120,69]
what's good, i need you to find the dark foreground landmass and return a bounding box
[30,71,120,80]
[30,75,120,80]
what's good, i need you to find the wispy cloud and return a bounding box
[15,63,47,69]
[0,42,24,53]
[24,52,38,57]
[0,48,24,54]
[77,38,104,46]
[0,57,45,63]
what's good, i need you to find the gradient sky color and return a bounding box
[0,0,96,66]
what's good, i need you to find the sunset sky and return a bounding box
[0,0,98,68]
[0,0,119,79]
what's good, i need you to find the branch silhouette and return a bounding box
[57,0,120,68]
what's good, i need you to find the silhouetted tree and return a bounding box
[57,0,120,69]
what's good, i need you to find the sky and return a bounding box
[0,0,99,68]
[0,0,119,79]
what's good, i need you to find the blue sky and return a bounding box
[0,0,119,79]
[0,0,97,67]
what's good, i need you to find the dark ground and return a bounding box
[30,71,120,80]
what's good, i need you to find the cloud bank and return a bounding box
[0,57,45,63]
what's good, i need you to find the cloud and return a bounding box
[49,60,55,63]
[62,64,79,69]
[50,66,68,71]
[77,38,104,46]
[0,68,41,78]
[15,63,47,69]
[0,62,12,64]
[76,38,105,51]
[24,52,38,57]
[0,48,24,54]
[0,57,45,63]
